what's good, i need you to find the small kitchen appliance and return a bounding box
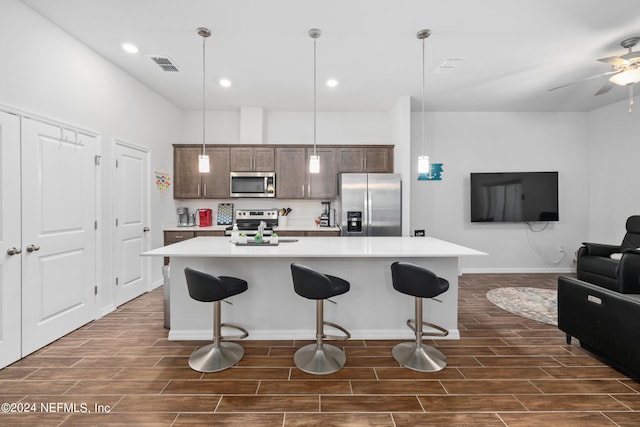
[230,172,276,198]
[224,208,278,236]
[198,208,212,227]
[319,201,331,227]
[177,207,192,227]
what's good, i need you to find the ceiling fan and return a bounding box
[549,36,640,111]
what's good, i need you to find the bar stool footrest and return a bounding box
[322,321,351,341]
[220,322,249,341]
[406,319,449,338]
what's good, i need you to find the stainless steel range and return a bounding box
[224,208,278,236]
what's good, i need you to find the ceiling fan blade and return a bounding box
[597,56,627,66]
[620,51,640,62]
[548,72,608,92]
[594,81,614,95]
[548,70,621,92]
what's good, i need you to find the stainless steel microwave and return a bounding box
[230,172,276,198]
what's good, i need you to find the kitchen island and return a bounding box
[143,236,485,341]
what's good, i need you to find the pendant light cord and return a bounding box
[313,36,317,156]
[202,34,206,156]
[421,36,425,156]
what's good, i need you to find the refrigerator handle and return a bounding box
[367,190,373,236]
[363,190,369,236]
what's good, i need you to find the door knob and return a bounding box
[26,244,40,252]
[143,227,150,232]
[7,247,22,255]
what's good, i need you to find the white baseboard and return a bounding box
[168,328,460,341]
[99,304,115,319]
[460,267,575,274]
[149,279,163,291]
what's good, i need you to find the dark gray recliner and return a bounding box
[558,275,640,380]
[576,215,640,293]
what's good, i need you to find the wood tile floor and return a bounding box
[2,273,639,426]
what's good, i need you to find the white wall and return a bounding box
[410,111,590,273]
[586,97,640,243]
[0,0,182,314]
[389,96,412,236]
[180,110,392,145]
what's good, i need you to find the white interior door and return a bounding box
[114,142,149,306]
[21,118,97,356]
[0,111,21,368]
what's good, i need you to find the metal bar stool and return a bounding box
[290,263,351,375]
[184,267,249,372]
[390,261,449,372]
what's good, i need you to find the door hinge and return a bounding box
[94,155,101,166]
[94,285,98,295]
[115,277,119,286]
[115,218,118,227]
[115,159,119,168]
[94,220,98,230]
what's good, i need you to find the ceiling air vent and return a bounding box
[148,55,180,72]
[434,57,463,74]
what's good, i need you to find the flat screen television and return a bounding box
[470,172,559,223]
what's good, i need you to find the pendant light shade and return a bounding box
[309,28,321,174]
[417,29,431,175]
[309,155,320,173]
[417,155,430,174]
[197,27,211,174]
[198,154,210,173]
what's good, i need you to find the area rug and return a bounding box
[486,287,557,326]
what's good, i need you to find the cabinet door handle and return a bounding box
[197,184,201,197]
[203,183,207,196]
[143,227,150,232]
[7,247,21,255]
[361,158,364,171]
[174,235,184,239]
[26,244,40,252]
[364,157,367,170]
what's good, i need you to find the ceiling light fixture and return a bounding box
[219,78,232,88]
[607,36,640,113]
[417,29,431,175]
[609,68,640,86]
[309,28,322,174]
[197,27,211,174]
[326,78,338,88]
[121,42,139,54]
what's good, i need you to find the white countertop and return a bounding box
[143,236,486,258]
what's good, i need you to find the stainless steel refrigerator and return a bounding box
[338,173,402,236]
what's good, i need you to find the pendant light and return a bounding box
[417,29,431,174]
[197,27,211,173]
[309,28,321,174]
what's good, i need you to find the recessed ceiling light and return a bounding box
[121,42,139,54]
[326,79,338,88]
[219,78,232,88]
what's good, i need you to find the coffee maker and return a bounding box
[177,207,191,227]
[198,208,212,227]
